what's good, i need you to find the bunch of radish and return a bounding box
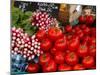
[31,11,58,30]
[11,27,43,60]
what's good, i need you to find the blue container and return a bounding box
[11,54,27,73]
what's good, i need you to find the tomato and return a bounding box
[89,37,96,45]
[91,65,96,69]
[82,35,90,41]
[68,39,79,51]
[79,15,86,24]
[75,27,81,33]
[89,45,96,57]
[54,51,65,64]
[77,44,88,57]
[78,31,84,39]
[91,27,96,32]
[90,27,96,37]
[75,29,84,39]
[65,52,78,65]
[40,38,52,52]
[58,64,72,71]
[86,15,94,25]
[82,56,95,68]
[36,29,46,41]
[50,47,58,55]
[43,60,57,72]
[72,35,80,40]
[82,35,91,44]
[73,64,85,70]
[66,50,71,54]
[66,34,73,40]
[81,41,88,46]
[39,53,51,65]
[48,27,63,41]
[83,27,90,35]
[54,37,67,51]
[26,63,39,73]
[74,25,80,32]
[80,24,87,30]
[65,25,72,32]
[72,29,76,33]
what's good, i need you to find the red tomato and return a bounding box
[89,45,96,57]
[89,37,96,45]
[54,37,67,51]
[83,35,91,42]
[91,65,96,69]
[72,29,76,33]
[81,41,88,46]
[77,44,88,57]
[72,35,80,40]
[86,15,94,25]
[26,63,39,73]
[39,53,51,65]
[78,31,84,39]
[66,34,73,40]
[90,27,96,37]
[43,60,57,72]
[76,29,84,39]
[58,64,72,71]
[54,51,65,64]
[80,24,87,30]
[79,15,86,24]
[68,39,79,51]
[75,27,82,33]
[40,38,52,52]
[66,50,71,54]
[73,64,85,70]
[91,27,96,32]
[65,52,78,65]
[82,56,95,68]
[48,27,63,41]
[65,25,72,32]
[50,47,58,55]
[83,27,90,35]
[36,29,46,41]
[74,25,80,32]
[82,35,91,44]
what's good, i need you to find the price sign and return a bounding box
[14,1,60,17]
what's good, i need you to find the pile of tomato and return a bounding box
[26,15,96,73]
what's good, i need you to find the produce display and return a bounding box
[11,1,96,74]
